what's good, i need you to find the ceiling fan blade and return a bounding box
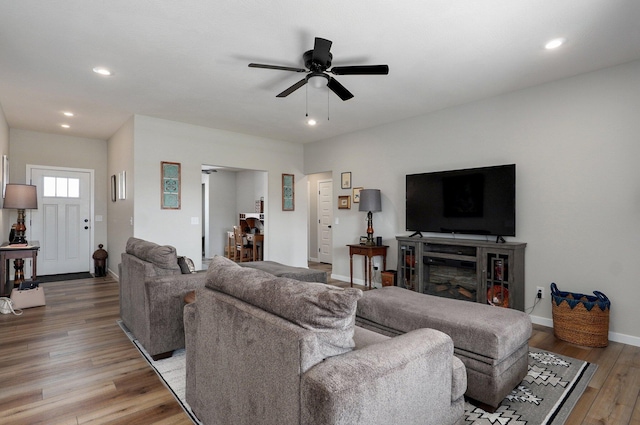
[327,77,354,101]
[330,65,389,75]
[276,78,308,97]
[312,37,332,68]
[249,63,307,73]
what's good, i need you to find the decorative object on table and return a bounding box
[550,282,610,347]
[359,235,368,244]
[0,297,22,315]
[161,161,181,209]
[337,195,350,209]
[340,172,351,189]
[282,173,294,211]
[92,244,108,277]
[10,285,45,309]
[358,189,382,246]
[3,184,38,246]
[352,186,362,203]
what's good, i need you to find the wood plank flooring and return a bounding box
[1,268,638,424]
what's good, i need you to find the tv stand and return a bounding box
[396,236,526,311]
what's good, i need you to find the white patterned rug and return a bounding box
[118,321,596,425]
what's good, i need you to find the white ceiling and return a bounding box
[1,1,639,144]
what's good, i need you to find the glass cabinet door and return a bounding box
[485,251,511,308]
[398,242,418,291]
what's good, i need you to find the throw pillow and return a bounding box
[178,256,196,274]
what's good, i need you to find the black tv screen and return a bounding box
[406,164,516,237]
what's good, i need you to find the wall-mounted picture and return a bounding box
[282,173,294,211]
[2,155,8,198]
[338,195,351,209]
[341,172,352,189]
[111,175,117,202]
[161,161,181,209]
[353,187,363,203]
[118,171,126,200]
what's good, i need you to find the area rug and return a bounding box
[37,272,94,283]
[118,320,595,425]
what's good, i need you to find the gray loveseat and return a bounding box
[119,237,208,360]
[185,256,466,425]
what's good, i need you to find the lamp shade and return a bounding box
[359,189,381,212]
[3,184,38,209]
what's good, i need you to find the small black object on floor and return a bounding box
[36,272,94,283]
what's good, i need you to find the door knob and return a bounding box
[84,219,89,222]
[328,225,332,228]
[84,226,89,229]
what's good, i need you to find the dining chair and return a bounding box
[233,226,253,262]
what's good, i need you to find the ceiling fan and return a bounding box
[248,37,389,101]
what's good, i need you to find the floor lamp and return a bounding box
[359,189,382,246]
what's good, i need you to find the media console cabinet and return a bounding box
[396,236,526,311]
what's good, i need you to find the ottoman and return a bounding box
[239,261,327,283]
[356,286,531,407]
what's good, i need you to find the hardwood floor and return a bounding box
[1,270,638,424]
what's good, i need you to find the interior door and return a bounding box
[318,180,333,264]
[29,167,92,275]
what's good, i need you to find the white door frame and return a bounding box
[317,179,333,264]
[26,164,95,274]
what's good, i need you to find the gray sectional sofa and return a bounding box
[185,256,466,425]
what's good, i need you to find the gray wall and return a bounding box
[304,59,640,345]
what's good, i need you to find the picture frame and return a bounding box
[341,172,352,189]
[282,173,294,211]
[161,161,181,209]
[359,236,368,244]
[118,171,126,200]
[2,155,8,198]
[110,175,117,202]
[353,187,363,203]
[338,195,351,209]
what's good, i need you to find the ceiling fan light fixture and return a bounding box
[309,74,328,89]
[307,118,317,126]
[545,38,566,50]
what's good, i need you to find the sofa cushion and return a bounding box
[178,256,196,274]
[207,255,363,358]
[126,237,181,275]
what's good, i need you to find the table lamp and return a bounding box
[3,184,38,246]
[359,189,382,246]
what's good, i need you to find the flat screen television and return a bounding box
[406,164,516,237]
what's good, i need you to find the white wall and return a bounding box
[106,117,135,276]
[131,115,307,269]
[0,104,9,239]
[9,129,109,266]
[304,59,640,345]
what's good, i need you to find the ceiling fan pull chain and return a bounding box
[327,87,330,121]
[305,85,309,118]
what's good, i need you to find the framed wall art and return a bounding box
[341,172,352,189]
[2,155,8,198]
[338,195,351,209]
[282,173,294,211]
[118,171,126,200]
[161,161,181,209]
[111,175,117,202]
[353,187,363,203]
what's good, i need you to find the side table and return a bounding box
[347,244,388,290]
[0,241,40,297]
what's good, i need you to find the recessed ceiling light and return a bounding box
[61,124,70,129]
[63,111,74,117]
[92,67,113,76]
[307,119,317,126]
[545,38,566,50]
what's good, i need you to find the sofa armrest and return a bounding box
[138,270,208,356]
[301,328,465,425]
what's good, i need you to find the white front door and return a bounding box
[318,180,333,264]
[29,167,93,275]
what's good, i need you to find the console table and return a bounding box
[347,244,388,290]
[0,241,40,296]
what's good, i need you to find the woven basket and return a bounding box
[550,282,610,347]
